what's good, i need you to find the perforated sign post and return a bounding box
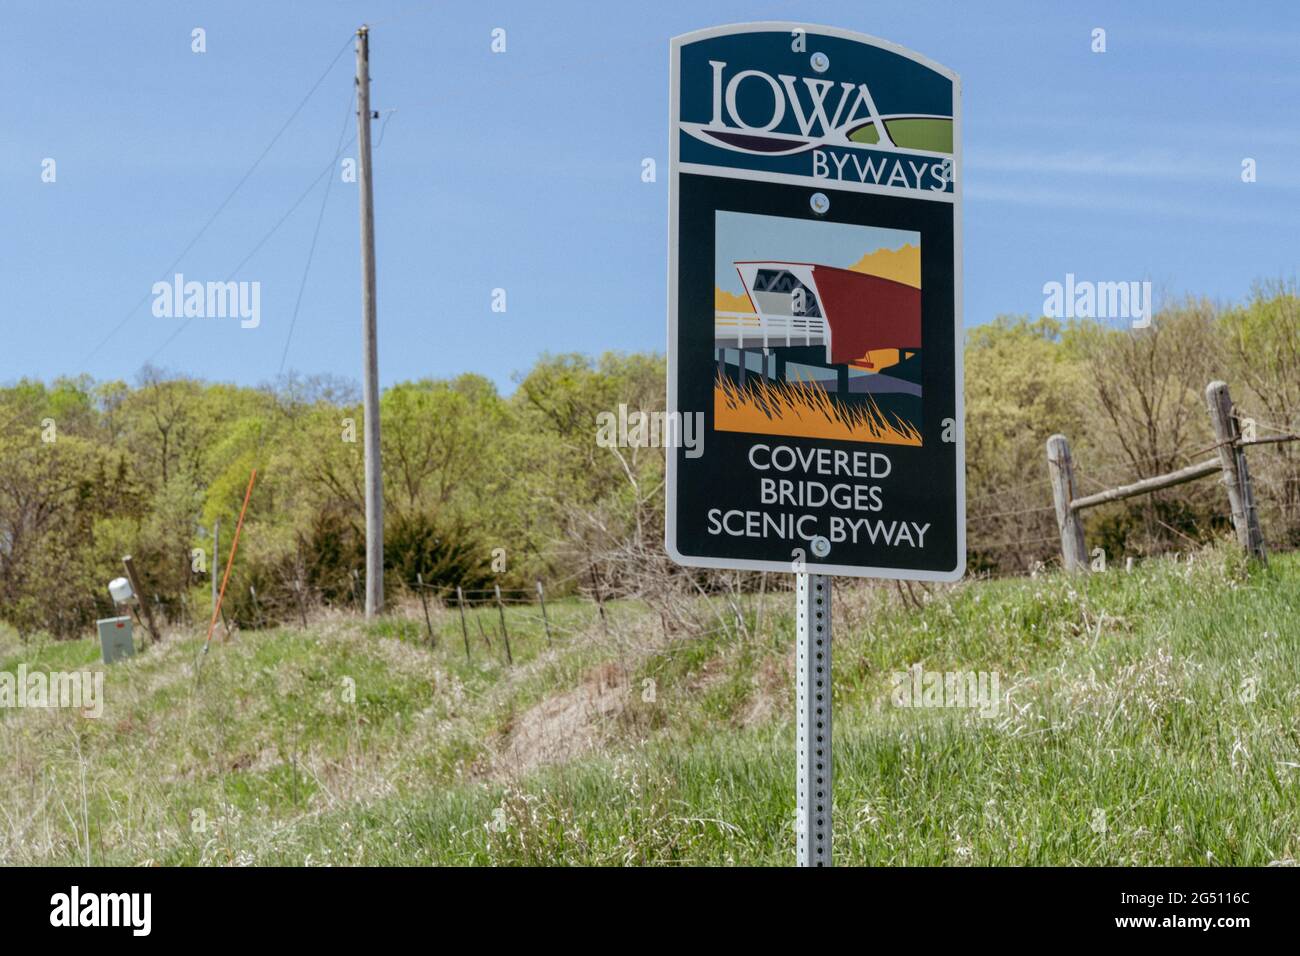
[666,23,964,865]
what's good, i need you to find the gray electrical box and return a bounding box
[97,615,135,664]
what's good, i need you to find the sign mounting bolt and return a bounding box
[811,51,830,73]
[810,536,831,558]
[810,192,830,215]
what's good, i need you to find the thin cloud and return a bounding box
[964,183,1292,227]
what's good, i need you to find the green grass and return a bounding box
[2,545,1298,865]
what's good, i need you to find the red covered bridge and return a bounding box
[714,261,921,390]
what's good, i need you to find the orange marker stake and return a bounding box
[203,468,258,654]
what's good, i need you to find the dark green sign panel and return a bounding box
[666,23,964,580]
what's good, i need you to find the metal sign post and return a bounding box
[796,572,832,866]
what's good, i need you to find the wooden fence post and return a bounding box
[455,586,471,663]
[1206,381,1267,563]
[536,580,553,647]
[416,573,436,648]
[294,580,308,629]
[589,565,609,638]
[495,584,514,665]
[1232,391,1267,562]
[121,554,160,644]
[1046,434,1088,573]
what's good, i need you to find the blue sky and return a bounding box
[716,213,917,290]
[2,0,1297,393]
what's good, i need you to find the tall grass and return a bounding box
[715,372,922,445]
[1,545,1297,865]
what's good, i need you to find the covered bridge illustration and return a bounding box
[714,261,921,394]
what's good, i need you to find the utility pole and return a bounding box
[356,24,384,619]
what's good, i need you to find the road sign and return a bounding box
[666,22,964,581]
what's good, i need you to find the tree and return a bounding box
[1221,281,1300,545]
[963,316,1087,571]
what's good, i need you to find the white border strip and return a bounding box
[678,161,956,203]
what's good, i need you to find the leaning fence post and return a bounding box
[455,586,472,663]
[536,580,553,647]
[416,573,436,648]
[122,554,160,644]
[1206,381,1266,563]
[1239,449,1266,562]
[495,584,514,665]
[1046,434,1088,573]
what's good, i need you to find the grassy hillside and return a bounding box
[2,544,1298,866]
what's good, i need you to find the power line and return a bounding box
[79,34,355,368]
[143,131,358,366]
[275,89,356,379]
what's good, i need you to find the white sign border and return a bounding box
[665,21,966,582]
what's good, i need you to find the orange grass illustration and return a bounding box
[714,372,922,446]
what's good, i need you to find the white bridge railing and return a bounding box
[714,311,829,350]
